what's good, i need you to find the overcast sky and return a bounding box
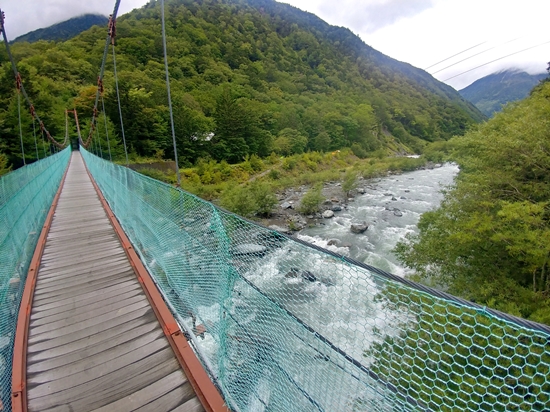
[2,0,549,89]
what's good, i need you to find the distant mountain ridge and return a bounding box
[459,70,547,117]
[13,14,108,43]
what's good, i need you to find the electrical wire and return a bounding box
[424,42,486,70]
[443,40,550,82]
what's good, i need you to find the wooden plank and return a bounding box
[30,294,147,328]
[38,358,181,412]
[28,331,167,385]
[171,397,206,412]
[29,299,151,340]
[31,279,140,310]
[31,287,145,322]
[28,349,178,411]
[27,316,158,363]
[90,370,188,412]
[27,306,154,351]
[131,383,198,412]
[31,268,134,301]
[36,257,131,282]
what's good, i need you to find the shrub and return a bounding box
[298,183,325,215]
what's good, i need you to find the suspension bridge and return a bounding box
[1,1,550,412]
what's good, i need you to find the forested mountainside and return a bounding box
[12,14,109,44]
[460,69,547,117]
[396,79,550,324]
[0,0,482,169]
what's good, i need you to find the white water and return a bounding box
[171,164,461,410]
[299,163,459,277]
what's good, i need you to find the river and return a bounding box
[298,163,459,277]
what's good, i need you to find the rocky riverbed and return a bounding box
[261,162,458,275]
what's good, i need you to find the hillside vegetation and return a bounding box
[12,14,109,44]
[396,79,550,324]
[0,0,482,169]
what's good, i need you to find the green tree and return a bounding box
[395,81,550,324]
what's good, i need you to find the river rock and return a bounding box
[400,196,406,200]
[327,239,339,246]
[280,202,292,210]
[391,196,397,201]
[357,188,366,194]
[232,243,268,256]
[322,210,335,218]
[394,210,403,217]
[331,197,340,203]
[268,225,291,234]
[331,205,342,212]
[384,193,393,196]
[288,215,306,230]
[350,222,368,234]
[404,189,410,193]
[284,268,317,282]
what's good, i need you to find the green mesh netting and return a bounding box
[0,147,70,411]
[82,148,550,412]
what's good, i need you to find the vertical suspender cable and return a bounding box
[160,0,181,186]
[112,44,129,166]
[96,125,103,158]
[33,116,39,159]
[17,91,25,165]
[101,96,112,161]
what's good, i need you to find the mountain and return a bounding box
[12,14,108,44]
[459,70,547,117]
[1,0,484,167]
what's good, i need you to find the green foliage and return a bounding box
[137,167,176,184]
[0,0,481,170]
[366,284,550,411]
[395,81,550,324]
[13,14,109,43]
[0,152,11,176]
[298,183,325,214]
[342,169,358,197]
[220,180,277,217]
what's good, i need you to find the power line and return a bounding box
[442,40,550,82]
[424,42,486,70]
[432,37,521,75]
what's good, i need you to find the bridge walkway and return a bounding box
[19,151,205,412]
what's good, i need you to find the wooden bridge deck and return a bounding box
[21,152,205,412]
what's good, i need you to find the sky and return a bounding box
[1,0,549,90]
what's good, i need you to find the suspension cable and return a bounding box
[16,84,25,165]
[95,120,103,158]
[32,113,38,160]
[0,9,64,151]
[82,0,122,149]
[160,0,181,186]
[112,42,129,165]
[101,95,112,161]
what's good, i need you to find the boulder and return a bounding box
[391,196,397,201]
[322,210,335,218]
[357,188,366,194]
[327,239,339,246]
[394,210,403,217]
[268,225,291,234]
[280,202,292,210]
[331,205,343,212]
[350,221,368,234]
